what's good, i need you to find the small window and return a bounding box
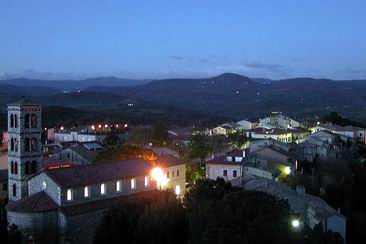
[42,181,47,189]
[172,171,175,177]
[131,179,136,190]
[116,181,121,192]
[101,183,106,195]
[144,176,149,187]
[233,170,237,178]
[177,170,179,177]
[67,189,73,201]
[12,184,16,197]
[167,171,169,178]
[84,186,90,198]
[223,170,227,177]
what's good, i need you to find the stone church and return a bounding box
[5,100,161,243]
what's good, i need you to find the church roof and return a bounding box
[8,98,40,106]
[44,158,153,188]
[6,191,58,213]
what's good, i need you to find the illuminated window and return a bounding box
[84,186,90,198]
[172,171,175,177]
[167,171,169,178]
[67,189,73,201]
[144,176,149,187]
[116,181,121,192]
[131,178,136,189]
[175,185,181,195]
[177,170,179,177]
[101,183,106,195]
[42,181,47,189]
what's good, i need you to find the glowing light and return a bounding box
[291,219,300,228]
[151,167,168,188]
[175,185,181,195]
[91,125,95,130]
[284,166,291,175]
[317,121,320,125]
[124,123,128,128]
[116,124,119,128]
[60,126,64,131]
[44,128,47,131]
[104,124,108,128]
[98,124,102,128]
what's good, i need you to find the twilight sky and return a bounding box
[1,0,366,80]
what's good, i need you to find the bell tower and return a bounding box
[8,99,42,201]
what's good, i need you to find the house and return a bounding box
[297,130,342,162]
[236,118,259,130]
[210,122,238,136]
[205,150,246,181]
[49,125,117,144]
[248,138,295,153]
[244,128,293,143]
[290,127,311,142]
[258,113,301,129]
[46,141,105,165]
[312,123,366,144]
[156,155,186,197]
[242,178,346,241]
[245,145,294,180]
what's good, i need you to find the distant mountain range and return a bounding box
[1,73,366,122]
[0,76,150,92]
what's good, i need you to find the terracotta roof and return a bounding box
[6,191,58,213]
[44,159,152,188]
[206,155,243,166]
[156,155,183,167]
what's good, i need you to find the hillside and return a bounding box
[2,73,366,123]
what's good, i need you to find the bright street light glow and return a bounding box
[151,167,168,188]
[291,219,300,228]
[284,166,291,175]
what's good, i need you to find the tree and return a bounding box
[152,124,170,146]
[127,126,153,147]
[228,130,248,149]
[94,190,188,244]
[95,145,156,163]
[188,134,212,167]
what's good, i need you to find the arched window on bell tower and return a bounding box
[25,138,31,151]
[10,161,14,174]
[31,138,37,151]
[13,184,16,197]
[14,162,18,175]
[24,114,30,128]
[30,114,37,128]
[10,138,14,151]
[14,114,18,128]
[10,114,14,128]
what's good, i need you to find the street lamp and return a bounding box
[291,219,300,229]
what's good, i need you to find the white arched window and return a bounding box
[131,179,136,190]
[100,183,106,195]
[175,185,181,195]
[67,189,73,201]
[116,181,121,192]
[84,186,90,198]
[144,176,149,187]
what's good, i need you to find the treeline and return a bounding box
[93,179,343,244]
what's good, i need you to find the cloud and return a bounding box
[198,58,208,63]
[243,61,285,72]
[169,55,185,61]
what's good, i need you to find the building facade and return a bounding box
[7,99,42,201]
